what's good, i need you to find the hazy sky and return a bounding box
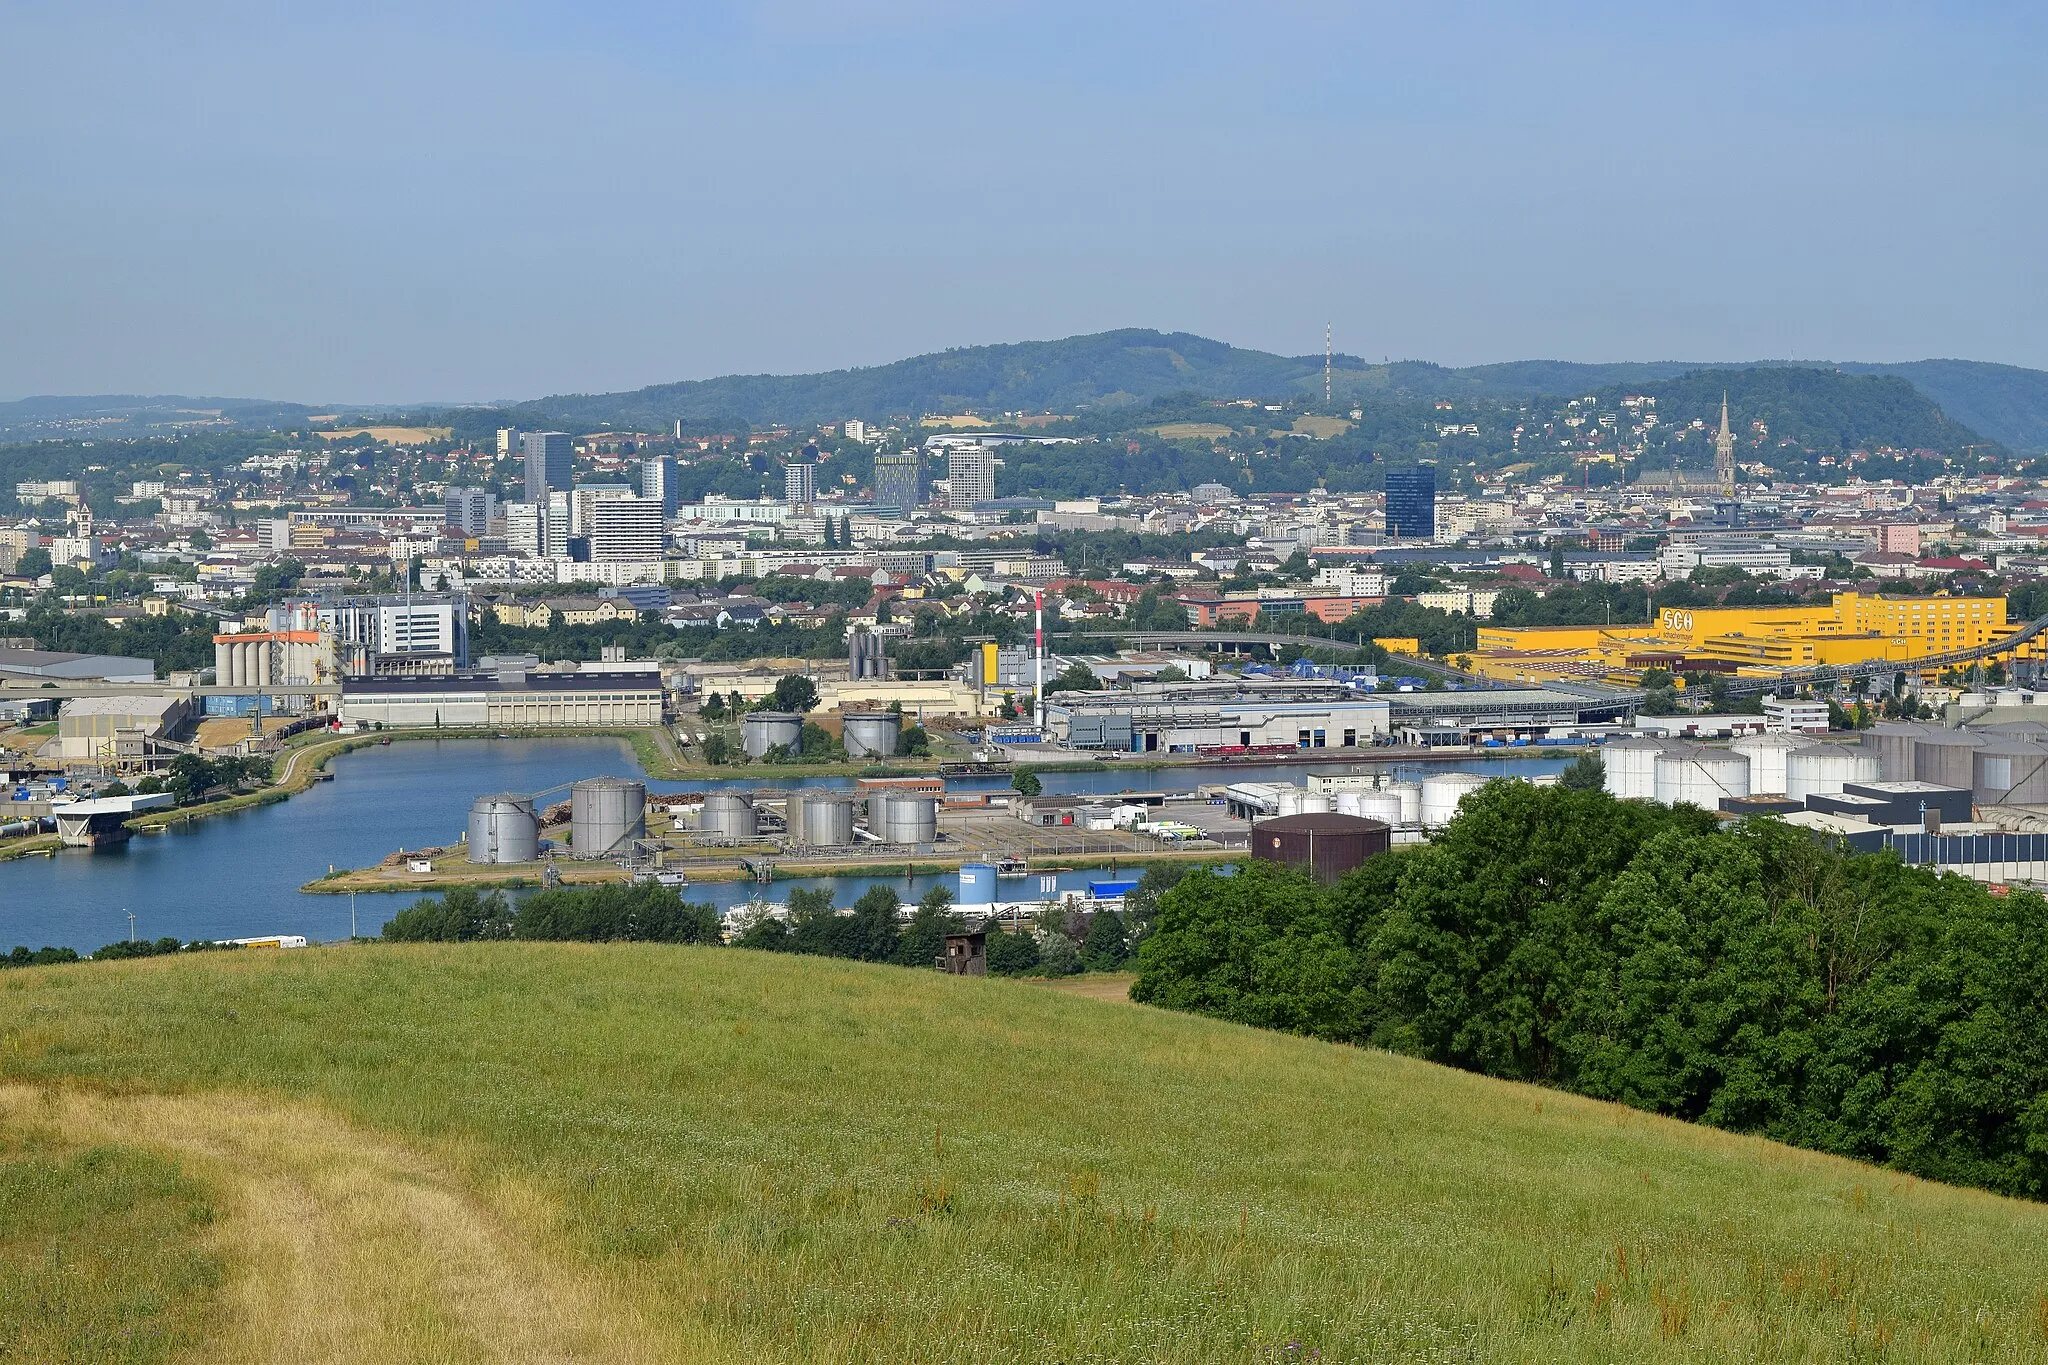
[3,1,2043,402]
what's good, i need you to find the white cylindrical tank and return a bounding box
[1421,772,1491,828]
[1276,788,1305,816]
[1785,744,1882,801]
[701,791,758,839]
[1353,789,1404,824]
[1654,746,1752,807]
[1390,781,1423,826]
[779,789,809,842]
[466,794,538,864]
[1298,792,1332,815]
[803,796,855,847]
[570,777,646,859]
[1334,790,1365,816]
[1971,740,2048,805]
[1730,733,1806,796]
[1601,738,1665,800]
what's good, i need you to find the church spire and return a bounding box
[1714,390,1736,498]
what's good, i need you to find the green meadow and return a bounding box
[3,943,2047,1361]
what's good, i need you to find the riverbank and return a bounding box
[302,844,1236,895]
[0,834,62,862]
[112,724,953,838]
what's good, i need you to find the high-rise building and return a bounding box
[504,502,543,555]
[872,450,924,511]
[585,496,667,563]
[545,491,572,558]
[945,445,997,507]
[641,456,681,515]
[784,461,816,508]
[1384,464,1436,541]
[443,488,494,537]
[496,427,521,456]
[570,484,635,535]
[522,431,573,502]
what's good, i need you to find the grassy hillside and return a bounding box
[5,947,2048,1361]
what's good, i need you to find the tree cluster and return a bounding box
[381,884,721,945]
[1133,781,2048,1200]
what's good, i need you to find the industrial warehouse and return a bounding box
[1045,679,1637,752]
[337,667,665,728]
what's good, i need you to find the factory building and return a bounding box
[339,669,663,728]
[296,593,469,674]
[0,646,156,685]
[56,694,192,763]
[1473,592,2016,678]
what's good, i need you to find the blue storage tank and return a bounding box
[958,863,998,908]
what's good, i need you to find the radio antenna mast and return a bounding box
[1324,323,1332,408]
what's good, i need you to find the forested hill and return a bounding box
[517,330,2048,452]
[518,330,1332,430]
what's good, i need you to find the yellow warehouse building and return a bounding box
[1470,592,2025,682]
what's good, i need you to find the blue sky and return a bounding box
[2,1,2043,402]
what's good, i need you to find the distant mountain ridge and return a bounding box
[513,332,2048,451]
[8,333,2048,450]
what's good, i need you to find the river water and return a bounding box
[0,737,1568,951]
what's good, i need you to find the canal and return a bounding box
[1,737,1570,951]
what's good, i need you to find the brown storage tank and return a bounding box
[1250,813,1392,884]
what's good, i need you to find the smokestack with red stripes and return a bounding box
[1033,589,1045,732]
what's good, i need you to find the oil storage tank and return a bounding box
[802,795,856,847]
[742,711,804,759]
[875,792,939,845]
[1785,744,1881,801]
[1914,730,1985,790]
[1731,733,1807,796]
[841,711,901,759]
[778,789,810,842]
[1972,739,2048,805]
[1601,737,1666,800]
[1390,781,1423,825]
[466,794,538,864]
[1421,772,1491,828]
[1251,813,1392,883]
[1867,722,1927,783]
[570,776,645,859]
[702,791,759,839]
[1654,745,1752,807]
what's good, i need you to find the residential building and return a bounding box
[641,456,681,515]
[444,488,494,538]
[504,502,543,555]
[784,461,816,508]
[944,445,998,507]
[585,495,666,563]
